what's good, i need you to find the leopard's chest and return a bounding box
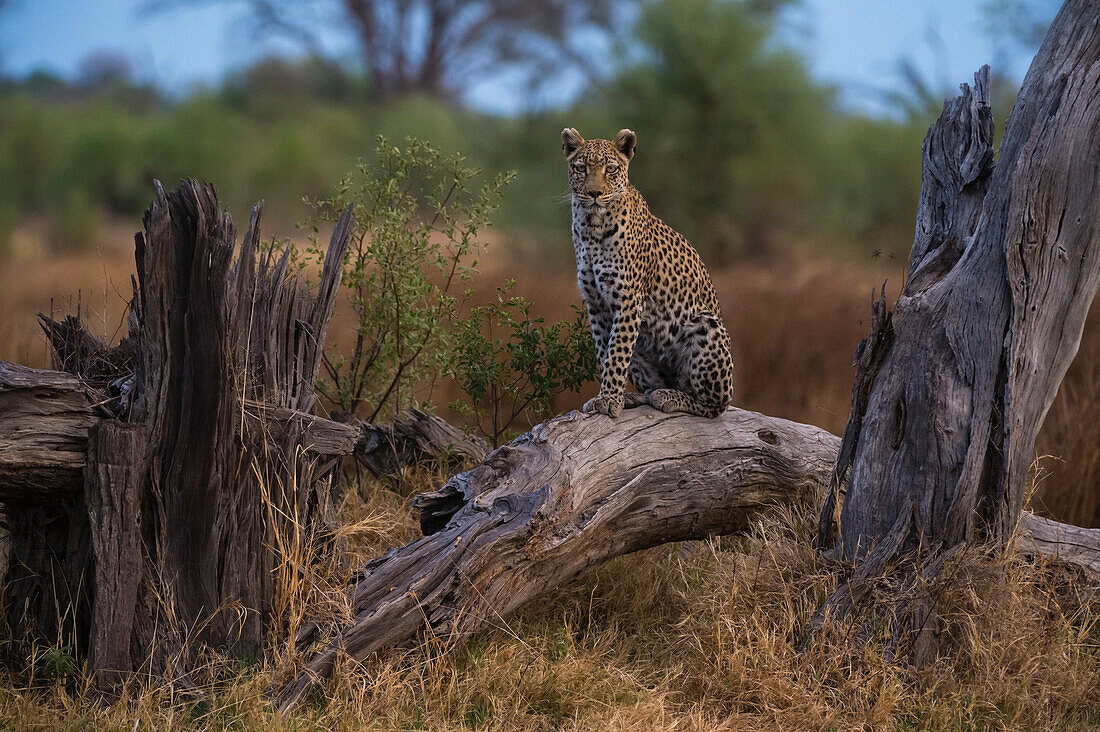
[576,202,629,268]
[573,208,632,301]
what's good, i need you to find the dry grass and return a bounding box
[3,229,1100,728]
[1,490,1097,730]
[1035,332,1100,528]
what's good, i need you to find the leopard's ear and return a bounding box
[613,129,637,160]
[562,128,584,157]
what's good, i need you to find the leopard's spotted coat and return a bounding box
[563,127,734,418]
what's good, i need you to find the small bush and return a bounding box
[450,281,598,446]
[31,644,78,683]
[305,137,597,431]
[304,136,511,421]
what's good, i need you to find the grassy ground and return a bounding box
[1,491,1097,730]
[2,226,1100,728]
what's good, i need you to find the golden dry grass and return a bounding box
[1,490,1097,730]
[3,226,1100,729]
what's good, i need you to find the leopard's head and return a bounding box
[561,128,636,210]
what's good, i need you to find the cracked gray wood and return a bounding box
[354,408,489,482]
[278,406,838,709]
[0,362,99,507]
[821,0,1100,561]
[278,403,1100,710]
[1019,514,1100,580]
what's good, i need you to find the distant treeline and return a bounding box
[0,0,1015,258]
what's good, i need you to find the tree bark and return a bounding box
[84,420,146,689]
[819,0,1100,563]
[0,362,99,507]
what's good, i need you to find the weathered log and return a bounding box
[1019,513,1100,580]
[0,363,358,507]
[240,399,359,457]
[0,362,99,507]
[276,407,841,709]
[353,409,489,481]
[822,0,1100,563]
[278,405,1100,709]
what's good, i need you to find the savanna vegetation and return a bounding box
[3,0,1098,729]
[1,0,951,260]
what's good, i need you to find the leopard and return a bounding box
[562,127,734,419]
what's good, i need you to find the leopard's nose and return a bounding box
[587,190,603,199]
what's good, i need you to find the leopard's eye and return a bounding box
[606,164,619,174]
[571,163,586,173]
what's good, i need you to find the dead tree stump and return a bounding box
[815,0,1100,659]
[0,179,357,683]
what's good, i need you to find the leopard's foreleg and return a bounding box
[583,299,641,418]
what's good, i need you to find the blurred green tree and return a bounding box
[220,56,367,110]
[610,0,828,259]
[0,1,967,260]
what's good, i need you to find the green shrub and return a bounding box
[32,643,78,683]
[305,137,510,420]
[304,137,598,436]
[450,282,598,446]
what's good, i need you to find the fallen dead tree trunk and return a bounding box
[0,365,359,506]
[0,365,469,507]
[0,363,100,507]
[352,408,490,481]
[275,406,1100,709]
[1019,514,1100,579]
[278,406,836,708]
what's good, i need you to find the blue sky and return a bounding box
[0,0,1042,116]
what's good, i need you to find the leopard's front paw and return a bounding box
[583,392,625,418]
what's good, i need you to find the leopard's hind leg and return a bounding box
[625,344,672,409]
[646,312,733,418]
